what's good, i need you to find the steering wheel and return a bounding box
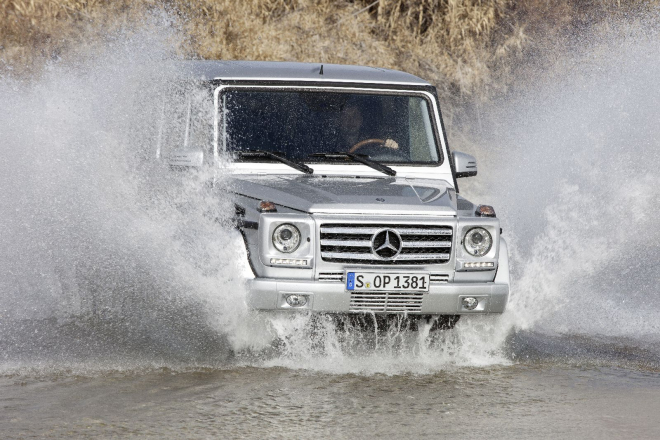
[348,138,408,162]
[348,138,386,153]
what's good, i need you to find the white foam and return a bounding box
[462,23,660,343]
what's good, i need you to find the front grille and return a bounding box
[318,272,344,282]
[320,224,452,265]
[430,273,450,283]
[350,291,424,313]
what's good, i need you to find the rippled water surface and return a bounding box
[2,14,660,440]
[2,359,660,439]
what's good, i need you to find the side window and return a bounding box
[156,84,187,159]
[187,87,214,156]
[156,84,213,160]
[408,97,438,162]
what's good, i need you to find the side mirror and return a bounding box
[168,148,204,167]
[452,151,477,178]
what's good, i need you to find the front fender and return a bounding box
[495,237,510,285]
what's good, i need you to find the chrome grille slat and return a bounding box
[349,291,424,313]
[318,272,344,282]
[403,241,451,248]
[321,252,382,260]
[350,295,423,300]
[430,273,450,283]
[321,227,452,236]
[320,239,451,249]
[320,239,372,247]
[321,252,450,261]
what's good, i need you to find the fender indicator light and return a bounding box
[258,201,277,212]
[475,205,496,217]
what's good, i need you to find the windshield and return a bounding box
[219,89,441,165]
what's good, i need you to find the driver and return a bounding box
[339,103,399,153]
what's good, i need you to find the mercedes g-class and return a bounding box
[160,61,510,330]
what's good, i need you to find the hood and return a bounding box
[231,175,457,215]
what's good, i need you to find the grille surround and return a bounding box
[320,223,453,265]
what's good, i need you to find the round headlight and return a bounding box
[464,227,492,257]
[272,224,301,253]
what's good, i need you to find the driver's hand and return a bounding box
[384,139,399,150]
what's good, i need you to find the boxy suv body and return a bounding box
[160,61,510,329]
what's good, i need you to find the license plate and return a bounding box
[346,272,430,292]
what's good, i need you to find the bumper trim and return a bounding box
[247,278,509,314]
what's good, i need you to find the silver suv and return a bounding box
[163,61,510,330]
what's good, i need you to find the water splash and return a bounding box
[245,314,510,375]
[0,25,260,374]
[464,22,660,348]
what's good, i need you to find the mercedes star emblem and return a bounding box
[371,229,403,259]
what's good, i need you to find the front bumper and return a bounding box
[246,278,509,314]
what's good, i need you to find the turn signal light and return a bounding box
[464,262,495,268]
[475,205,496,217]
[270,258,308,266]
[258,201,277,212]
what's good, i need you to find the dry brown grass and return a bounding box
[0,0,520,97]
[0,0,653,126]
[174,0,525,115]
[0,1,158,73]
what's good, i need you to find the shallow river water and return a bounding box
[2,15,660,440]
[2,362,659,439]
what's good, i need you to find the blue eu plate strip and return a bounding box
[346,272,355,290]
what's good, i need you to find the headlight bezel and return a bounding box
[259,214,315,269]
[455,219,499,272]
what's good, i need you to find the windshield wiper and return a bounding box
[237,150,314,174]
[308,152,396,177]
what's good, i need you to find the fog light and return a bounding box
[462,297,479,310]
[285,294,308,307]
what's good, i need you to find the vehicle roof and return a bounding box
[182,60,432,87]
